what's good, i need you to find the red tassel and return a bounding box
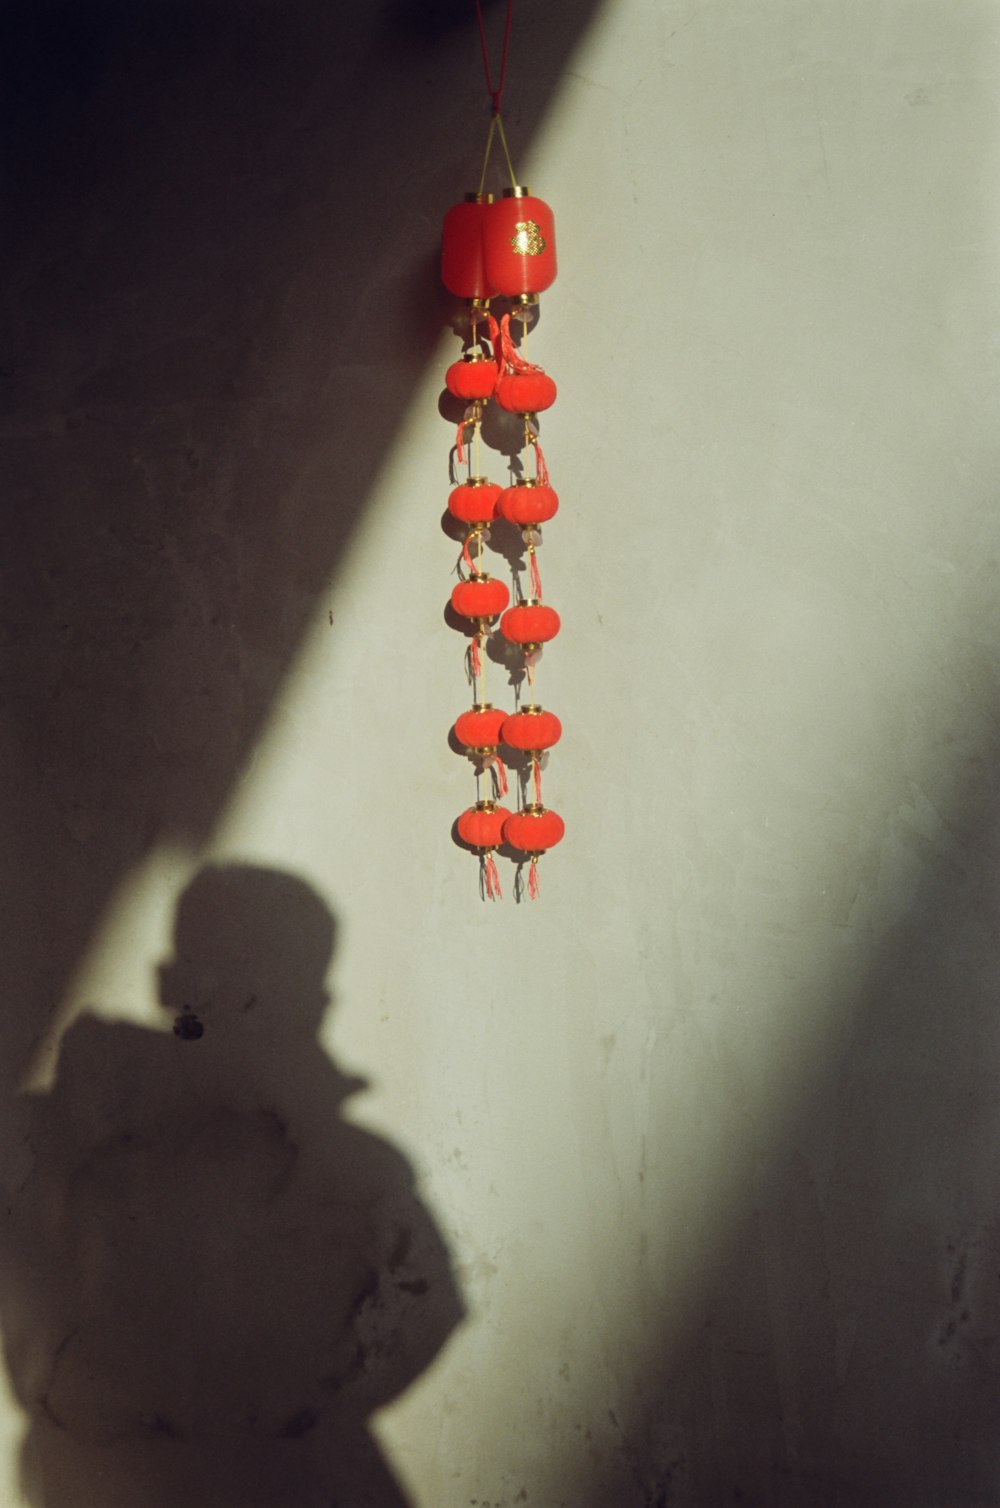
[484,852,502,901]
[528,856,540,900]
[528,548,542,600]
[489,754,509,797]
[532,438,550,486]
[468,635,481,680]
[456,418,469,465]
[500,312,544,375]
[461,534,480,577]
[488,313,501,365]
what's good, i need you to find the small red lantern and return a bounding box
[446,353,499,402]
[451,575,509,621]
[495,371,557,415]
[500,599,560,647]
[441,193,497,302]
[503,802,565,899]
[448,478,501,525]
[503,803,565,853]
[457,799,511,900]
[501,705,562,753]
[498,480,559,527]
[458,799,510,849]
[455,704,507,750]
[456,702,509,799]
[483,188,557,297]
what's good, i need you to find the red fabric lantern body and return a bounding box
[446,354,498,402]
[503,804,565,854]
[501,706,562,753]
[498,481,559,527]
[455,704,507,751]
[451,575,509,621]
[448,479,501,525]
[457,801,510,850]
[495,371,557,415]
[441,195,497,302]
[483,189,557,297]
[500,600,560,647]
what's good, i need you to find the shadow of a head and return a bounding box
[158,863,336,1038]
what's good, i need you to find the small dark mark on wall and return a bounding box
[172,1008,204,1039]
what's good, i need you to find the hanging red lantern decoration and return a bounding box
[456,800,511,900]
[446,353,499,402]
[451,575,509,621]
[504,804,565,853]
[457,800,510,849]
[500,599,560,648]
[441,193,497,303]
[448,478,501,525]
[501,705,562,753]
[503,802,565,899]
[455,702,509,801]
[483,188,557,298]
[441,0,566,900]
[498,479,559,527]
[494,370,557,415]
[456,704,507,749]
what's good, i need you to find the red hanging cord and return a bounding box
[476,0,514,116]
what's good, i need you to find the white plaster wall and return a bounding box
[5,2,1000,1505]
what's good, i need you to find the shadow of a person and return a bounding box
[2,864,463,1508]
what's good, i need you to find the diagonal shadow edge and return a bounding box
[0,0,609,1097]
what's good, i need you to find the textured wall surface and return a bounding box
[3,1,1000,1505]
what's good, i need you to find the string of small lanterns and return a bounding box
[442,2,565,901]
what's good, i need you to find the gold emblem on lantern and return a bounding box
[511,220,546,256]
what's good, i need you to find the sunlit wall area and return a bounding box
[6,1,1000,1505]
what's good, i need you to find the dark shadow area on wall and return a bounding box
[0,864,462,1507]
[573,748,1000,1508]
[0,0,603,1107]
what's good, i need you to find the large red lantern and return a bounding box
[441,193,497,303]
[483,188,557,298]
[441,0,566,899]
